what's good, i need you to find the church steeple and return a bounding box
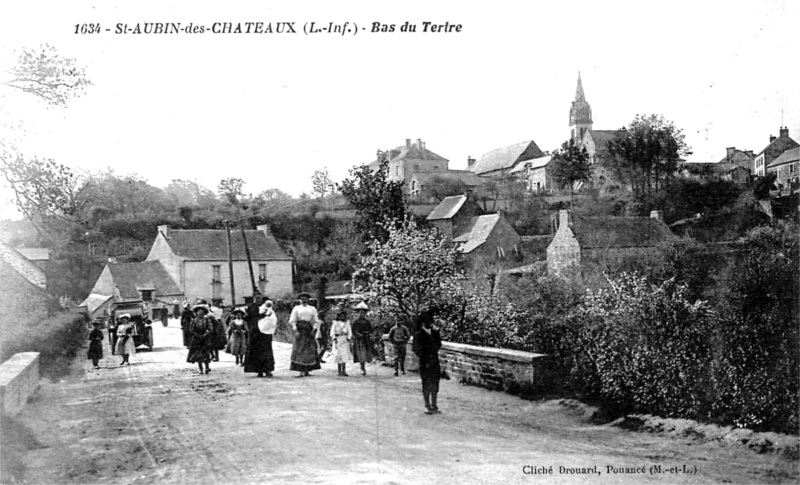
[569,72,593,143]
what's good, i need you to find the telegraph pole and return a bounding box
[224,220,236,306]
[239,220,260,299]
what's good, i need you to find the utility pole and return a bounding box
[224,220,236,306]
[239,220,260,299]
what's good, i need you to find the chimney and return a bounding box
[405,139,411,149]
[157,225,170,238]
[467,156,476,167]
[558,209,571,229]
[416,139,423,151]
[257,224,270,237]
[779,126,789,138]
[770,134,777,143]
[726,147,735,160]
[650,210,663,222]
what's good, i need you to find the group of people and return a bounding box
[89,292,445,414]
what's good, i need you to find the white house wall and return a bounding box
[146,234,185,290]
[183,260,292,305]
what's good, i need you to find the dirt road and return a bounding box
[8,320,798,484]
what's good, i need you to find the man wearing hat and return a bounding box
[413,308,443,414]
[351,301,373,376]
[288,292,322,377]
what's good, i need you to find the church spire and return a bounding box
[569,72,593,142]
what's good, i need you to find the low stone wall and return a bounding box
[0,352,40,415]
[383,336,554,395]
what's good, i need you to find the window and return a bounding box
[433,165,439,171]
[395,165,400,177]
[212,265,221,283]
[413,164,420,172]
[140,290,153,302]
[259,264,267,281]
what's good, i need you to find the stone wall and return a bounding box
[0,352,40,415]
[383,337,554,396]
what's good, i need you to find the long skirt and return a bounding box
[87,340,103,360]
[290,322,321,372]
[186,334,213,363]
[182,325,192,348]
[228,330,247,356]
[244,333,275,374]
[352,336,372,364]
[115,335,136,356]
[331,335,352,364]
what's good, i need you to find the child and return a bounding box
[227,308,249,366]
[329,310,353,376]
[87,320,104,369]
[388,320,411,376]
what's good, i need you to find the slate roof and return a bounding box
[452,214,501,253]
[413,171,484,187]
[163,230,291,261]
[471,140,545,175]
[107,261,182,300]
[80,293,112,315]
[426,195,467,221]
[369,140,449,167]
[767,146,800,168]
[571,216,675,249]
[587,130,624,151]
[509,155,552,173]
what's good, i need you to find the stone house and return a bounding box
[146,225,293,305]
[0,242,50,320]
[426,195,522,267]
[409,170,485,201]
[508,155,554,193]
[766,146,799,190]
[547,209,675,276]
[369,138,451,192]
[754,127,799,177]
[718,147,756,174]
[80,261,183,320]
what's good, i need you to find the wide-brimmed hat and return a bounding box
[354,302,369,311]
[296,292,311,300]
[117,313,131,321]
[336,310,348,320]
[193,304,209,313]
[232,307,247,316]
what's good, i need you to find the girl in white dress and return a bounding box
[329,310,353,376]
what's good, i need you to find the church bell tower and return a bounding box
[569,72,593,143]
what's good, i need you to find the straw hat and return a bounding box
[354,301,369,311]
[117,313,131,321]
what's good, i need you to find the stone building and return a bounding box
[547,209,675,276]
[146,225,293,304]
[754,127,799,177]
[409,170,485,201]
[369,138,450,192]
[509,155,554,193]
[469,140,546,178]
[766,146,799,190]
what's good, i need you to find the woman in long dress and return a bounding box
[87,320,104,369]
[227,307,249,366]
[351,302,373,376]
[329,310,353,376]
[186,304,214,374]
[289,292,321,377]
[180,303,194,348]
[244,301,276,377]
[114,314,136,366]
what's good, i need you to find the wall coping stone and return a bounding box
[383,334,548,363]
[0,352,39,386]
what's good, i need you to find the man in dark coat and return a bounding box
[180,302,194,348]
[412,309,443,414]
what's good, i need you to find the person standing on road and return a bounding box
[172,298,180,319]
[388,319,411,377]
[244,300,276,377]
[289,292,321,377]
[329,310,353,376]
[210,309,227,362]
[187,303,214,374]
[227,307,249,366]
[87,320,104,369]
[413,309,443,415]
[180,302,194,348]
[160,306,169,327]
[114,314,136,366]
[351,302,373,376]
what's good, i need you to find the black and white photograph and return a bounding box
[0,1,798,483]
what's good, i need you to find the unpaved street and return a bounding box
[10,320,798,484]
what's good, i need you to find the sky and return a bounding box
[1,0,798,220]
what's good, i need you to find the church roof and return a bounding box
[471,140,545,175]
[569,73,593,126]
[586,130,624,151]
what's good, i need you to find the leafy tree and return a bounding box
[338,159,406,243]
[3,44,92,106]
[353,219,460,331]
[552,139,591,207]
[311,167,334,199]
[474,173,526,213]
[605,114,690,197]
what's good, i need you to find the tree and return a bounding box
[605,114,690,197]
[3,44,92,106]
[552,139,591,207]
[353,219,461,331]
[311,167,334,199]
[338,159,406,243]
[217,177,245,205]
